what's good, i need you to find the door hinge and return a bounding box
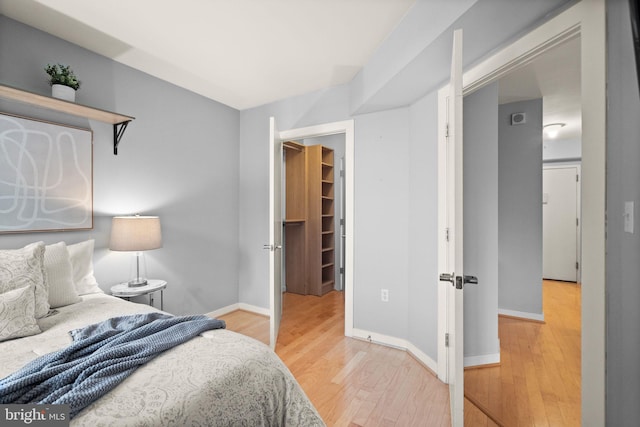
[576,262,579,270]
[445,333,450,347]
[340,219,344,226]
[340,267,344,274]
[576,174,579,182]
[445,227,450,242]
[576,218,579,226]
[445,123,450,139]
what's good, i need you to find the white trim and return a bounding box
[498,308,545,322]
[436,2,605,423]
[206,302,270,319]
[464,353,500,368]
[279,120,355,338]
[579,1,606,424]
[352,328,438,374]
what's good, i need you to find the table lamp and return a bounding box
[109,215,162,287]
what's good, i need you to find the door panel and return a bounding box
[448,28,464,427]
[268,117,283,350]
[543,166,578,281]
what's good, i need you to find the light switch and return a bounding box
[624,201,634,234]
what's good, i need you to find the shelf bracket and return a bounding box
[113,120,132,155]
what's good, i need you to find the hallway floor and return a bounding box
[465,280,581,426]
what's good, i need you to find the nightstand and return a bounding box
[110,279,167,310]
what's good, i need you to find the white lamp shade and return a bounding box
[110,216,162,251]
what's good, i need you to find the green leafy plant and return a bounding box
[45,63,81,90]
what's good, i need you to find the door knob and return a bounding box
[439,273,455,284]
[464,275,478,285]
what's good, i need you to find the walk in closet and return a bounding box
[283,141,335,296]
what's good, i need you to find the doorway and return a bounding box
[282,134,346,296]
[436,1,605,424]
[272,120,355,343]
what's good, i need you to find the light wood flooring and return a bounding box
[217,279,580,426]
[464,280,581,426]
[219,291,451,426]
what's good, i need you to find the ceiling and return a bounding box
[0,0,580,139]
[498,36,581,142]
[0,0,415,110]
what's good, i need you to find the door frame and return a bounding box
[279,120,355,337]
[436,0,605,423]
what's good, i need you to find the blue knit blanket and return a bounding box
[0,312,225,418]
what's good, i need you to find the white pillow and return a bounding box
[0,242,49,318]
[45,242,81,308]
[0,284,41,342]
[67,239,103,295]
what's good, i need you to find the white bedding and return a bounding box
[0,294,325,426]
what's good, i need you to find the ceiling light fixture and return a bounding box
[543,123,566,139]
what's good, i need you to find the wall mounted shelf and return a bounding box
[0,84,135,155]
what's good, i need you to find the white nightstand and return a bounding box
[111,279,167,310]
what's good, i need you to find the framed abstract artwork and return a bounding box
[0,113,93,233]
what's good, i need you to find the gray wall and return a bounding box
[407,91,439,358]
[606,0,640,423]
[464,82,499,361]
[0,16,240,315]
[498,99,543,316]
[237,0,576,363]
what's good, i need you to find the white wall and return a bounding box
[543,137,581,161]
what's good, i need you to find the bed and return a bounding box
[0,240,325,426]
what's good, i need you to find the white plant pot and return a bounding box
[51,84,76,102]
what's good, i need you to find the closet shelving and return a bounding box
[283,142,335,296]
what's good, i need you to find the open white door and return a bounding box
[267,117,283,350]
[439,29,465,427]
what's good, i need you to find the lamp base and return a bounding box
[127,278,148,287]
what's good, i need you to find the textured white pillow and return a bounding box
[45,242,81,308]
[68,239,103,295]
[0,284,41,342]
[0,242,49,318]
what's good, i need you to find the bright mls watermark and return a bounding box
[1,405,69,426]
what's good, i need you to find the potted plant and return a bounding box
[45,63,81,102]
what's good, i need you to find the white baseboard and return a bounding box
[498,308,545,322]
[351,328,438,374]
[206,303,270,318]
[464,352,500,368]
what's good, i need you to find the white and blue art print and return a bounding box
[0,113,93,233]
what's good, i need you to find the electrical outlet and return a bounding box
[381,289,389,302]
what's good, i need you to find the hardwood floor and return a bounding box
[217,280,579,426]
[218,291,452,426]
[464,280,581,426]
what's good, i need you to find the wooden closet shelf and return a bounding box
[284,219,306,223]
[322,263,335,269]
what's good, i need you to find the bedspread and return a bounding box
[0,294,325,426]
